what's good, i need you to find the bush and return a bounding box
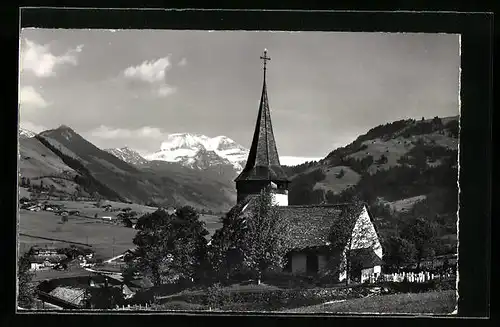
[204,283,228,308]
[262,271,315,289]
[173,286,361,311]
[151,301,205,311]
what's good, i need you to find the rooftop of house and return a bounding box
[29,254,68,263]
[233,197,367,251]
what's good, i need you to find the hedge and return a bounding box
[168,285,372,311]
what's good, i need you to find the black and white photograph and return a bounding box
[17,25,462,315]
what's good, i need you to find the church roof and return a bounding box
[233,197,367,251]
[235,51,289,183]
[277,203,364,251]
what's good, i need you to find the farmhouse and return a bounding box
[29,254,68,271]
[229,50,383,282]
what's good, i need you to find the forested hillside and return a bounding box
[283,116,459,258]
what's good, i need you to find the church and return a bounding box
[230,50,383,283]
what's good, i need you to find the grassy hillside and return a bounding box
[285,116,459,255]
[284,290,456,314]
[26,126,236,212]
[18,137,82,195]
[138,160,236,210]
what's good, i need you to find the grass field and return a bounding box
[283,290,457,314]
[313,166,361,195]
[18,209,137,259]
[18,200,223,260]
[387,195,427,212]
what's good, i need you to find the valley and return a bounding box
[18,115,459,259]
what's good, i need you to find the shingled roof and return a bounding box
[234,197,366,251]
[277,203,365,251]
[235,61,289,182]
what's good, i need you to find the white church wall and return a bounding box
[272,192,288,206]
[339,270,347,282]
[350,206,383,258]
[291,253,306,274]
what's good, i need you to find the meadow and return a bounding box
[284,290,457,314]
[18,209,137,259]
[18,200,223,259]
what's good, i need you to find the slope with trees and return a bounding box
[285,116,459,265]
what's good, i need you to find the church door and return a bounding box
[306,254,319,275]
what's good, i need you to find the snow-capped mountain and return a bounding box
[19,127,36,139]
[104,147,149,166]
[145,133,249,171]
[143,133,324,171]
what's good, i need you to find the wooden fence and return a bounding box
[115,303,152,310]
[363,271,455,284]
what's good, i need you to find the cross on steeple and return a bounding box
[260,49,271,72]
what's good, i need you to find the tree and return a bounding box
[383,236,417,271]
[240,186,292,284]
[445,119,459,138]
[85,283,125,309]
[209,203,248,282]
[400,216,438,269]
[122,217,133,228]
[18,252,36,308]
[377,154,388,165]
[125,207,209,286]
[432,116,443,129]
[48,185,56,199]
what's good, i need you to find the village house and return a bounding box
[102,204,113,212]
[28,247,68,271]
[229,50,384,283]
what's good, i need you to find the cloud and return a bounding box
[89,125,165,140]
[156,85,177,97]
[123,57,170,83]
[178,58,187,66]
[19,86,49,108]
[20,39,84,77]
[122,56,178,98]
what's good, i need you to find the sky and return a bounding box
[19,29,460,158]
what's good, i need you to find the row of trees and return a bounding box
[383,216,441,271]
[124,187,291,288]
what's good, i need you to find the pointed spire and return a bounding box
[235,49,289,182]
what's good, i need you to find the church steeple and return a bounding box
[235,49,290,205]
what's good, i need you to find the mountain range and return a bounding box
[105,133,322,172]
[18,115,459,227]
[19,126,238,212]
[144,133,248,171]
